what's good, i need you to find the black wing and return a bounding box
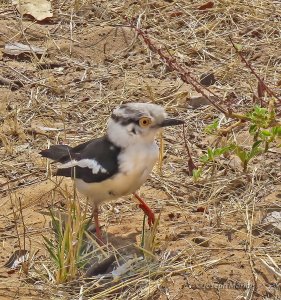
[39,144,72,161]
[40,136,121,183]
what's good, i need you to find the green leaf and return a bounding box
[249,124,257,134]
[228,144,236,151]
[213,145,233,156]
[246,141,262,160]
[252,140,262,149]
[260,130,271,137]
[234,43,243,51]
[192,168,203,181]
[213,148,222,156]
[207,148,214,160]
[272,126,281,136]
[43,236,60,265]
[235,147,247,162]
[248,105,270,128]
[204,118,219,134]
[43,235,54,249]
[200,155,209,164]
[50,209,65,245]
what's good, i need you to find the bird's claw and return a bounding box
[134,193,155,227]
[139,203,155,227]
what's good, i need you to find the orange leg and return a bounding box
[93,205,104,245]
[134,193,155,227]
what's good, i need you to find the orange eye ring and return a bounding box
[139,117,152,128]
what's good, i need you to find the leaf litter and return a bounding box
[12,0,53,21]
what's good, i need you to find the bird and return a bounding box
[40,103,184,243]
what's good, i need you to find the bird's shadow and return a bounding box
[105,231,140,254]
[84,231,142,278]
[88,225,141,255]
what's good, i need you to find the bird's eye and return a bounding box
[139,117,152,128]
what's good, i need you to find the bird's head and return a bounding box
[107,103,184,147]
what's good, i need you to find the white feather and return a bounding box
[59,158,107,174]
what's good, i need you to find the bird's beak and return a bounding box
[160,118,184,127]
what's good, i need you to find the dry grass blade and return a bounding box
[136,212,161,260]
[43,195,92,283]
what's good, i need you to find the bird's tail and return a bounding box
[39,145,72,163]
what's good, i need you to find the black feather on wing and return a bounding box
[39,145,72,162]
[40,136,121,183]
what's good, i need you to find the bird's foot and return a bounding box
[92,207,105,246]
[139,203,155,227]
[134,193,155,227]
[95,225,105,246]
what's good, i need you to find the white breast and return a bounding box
[75,142,159,204]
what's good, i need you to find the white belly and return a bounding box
[75,142,159,204]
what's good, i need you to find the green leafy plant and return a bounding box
[192,105,280,179]
[200,145,234,164]
[248,105,281,151]
[192,145,235,180]
[43,199,92,283]
[258,126,281,151]
[234,141,262,172]
[204,118,219,134]
[248,105,274,129]
[192,168,203,181]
